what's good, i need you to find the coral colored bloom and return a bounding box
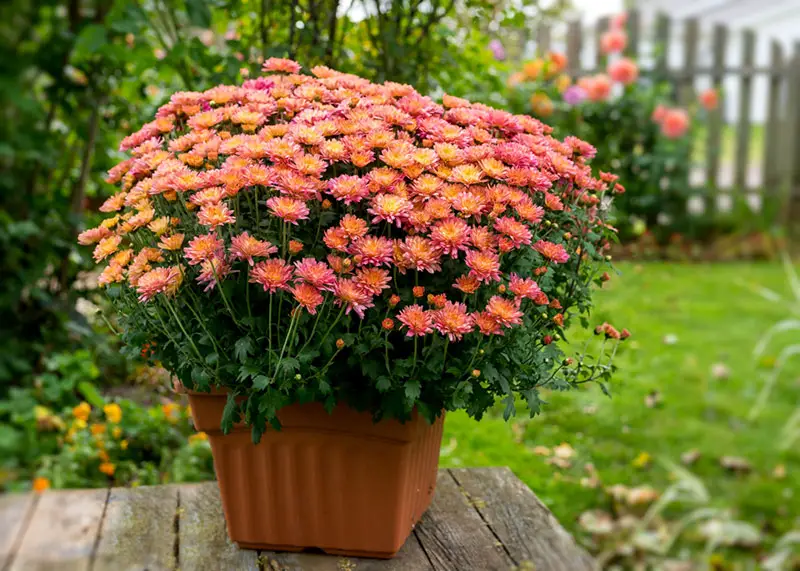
[197,256,231,291]
[382,318,395,331]
[534,240,569,263]
[509,274,542,300]
[262,57,301,73]
[349,236,394,266]
[291,283,324,314]
[333,278,374,318]
[136,266,183,302]
[400,236,442,273]
[159,233,185,251]
[368,194,413,227]
[699,88,718,110]
[354,267,392,295]
[412,286,425,298]
[289,240,304,255]
[327,175,369,205]
[184,233,224,266]
[465,249,502,283]
[339,214,369,239]
[230,232,277,265]
[454,274,481,294]
[250,259,293,293]
[32,476,50,493]
[660,108,690,138]
[548,52,568,74]
[582,74,612,102]
[389,294,401,307]
[397,304,434,337]
[485,296,523,328]
[79,226,113,245]
[544,193,564,211]
[494,217,532,249]
[293,258,337,291]
[267,197,310,225]
[430,217,472,257]
[93,235,121,262]
[473,311,503,336]
[323,226,350,252]
[197,202,236,229]
[608,57,638,85]
[431,301,473,341]
[600,29,627,54]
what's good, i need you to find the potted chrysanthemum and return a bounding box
[80,58,626,558]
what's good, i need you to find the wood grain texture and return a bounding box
[8,488,108,571]
[450,467,597,571]
[260,533,432,571]
[763,41,784,190]
[414,469,513,571]
[735,29,756,190]
[93,485,178,571]
[178,482,259,571]
[0,493,37,570]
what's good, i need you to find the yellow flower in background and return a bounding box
[189,432,208,444]
[555,74,572,93]
[112,426,122,439]
[72,402,91,422]
[632,451,652,469]
[522,59,545,80]
[90,423,106,436]
[162,402,180,423]
[103,403,122,424]
[72,418,87,430]
[32,477,50,493]
[529,93,554,117]
[98,450,110,462]
[120,440,129,451]
[185,405,192,416]
[99,462,116,476]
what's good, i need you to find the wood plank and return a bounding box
[783,46,800,229]
[625,9,640,59]
[735,29,756,190]
[763,41,784,191]
[0,494,37,570]
[450,467,597,571]
[179,482,259,571]
[8,488,108,571]
[653,13,671,82]
[594,16,609,69]
[679,18,699,106]
[92,485,178,571]
[413,469,513,571]
[705,24,728,195]
[261,534,432,571]
[536,21,551,56]
[566,20,582,77]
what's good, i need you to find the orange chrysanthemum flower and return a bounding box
[431,301,473,341]
[249,259,293,292]
[400,236,442,273]
[159,233,185,251]
[354,267,392,295]
[485,296,523,328]
[291,283,324,314]
[230,232,278,265]
[266,197,310,225]
[294,258,337,291]
[453,274,480,294]
[197,202,236,229]
[465,249,501,283]
[93,235,122,262]
[333,278,374,318]
[397,304,433,337]
[430,217,471,258]
[533,240,570,264]
[136,266,183,302]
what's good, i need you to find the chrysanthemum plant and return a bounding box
[81,59,626,441]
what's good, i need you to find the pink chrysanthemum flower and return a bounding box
[327,175,370,205]
[78,226,113,245]
[430,217,472,258]
[98,263,125,286]
[197,202,236,229]
[454,274,481,294]
[353,267,392,295]
[266,197,310,225]
[230,232,278,265]
[485,296,523,328]
[291,283,324,314]
[93,235,122,262]
[473,311,503,336]
[515,200,545,223]
[452,191,487,218]
[184,233,224,265]
[196,255,231,292]
[368,194,413,227]
[262,57,301,73]
[293,258,337,291]
[400,236,442,273]
[397,304,434,337]
[469,227,496,251]
[431,301,474,341]
[465,249,502,283]
[493,216,532,249]
[136,266,183,302]
[249,258,293,293]
[333,278,374,318]
[159,233,185,251]
[534,240,570,264]
[339,214,369,239]
[349,236,394,267]
[323,227,350,252]
[508,274,542,300]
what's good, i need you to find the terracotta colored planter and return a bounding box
[185,389,444,558]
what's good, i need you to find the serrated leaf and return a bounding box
[252,375,270,390]
[404,380,421,403]
[376,376,391,392]
[220,393,237,434]
[234,336,253,364]
[205,352,219,365]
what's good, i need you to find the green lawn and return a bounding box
[441,262,800,561]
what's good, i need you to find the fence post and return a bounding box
[595,16,610,72]
[536,21,551,56]
[785,46,800,232]
[566,20,582,76]
[625,9,640,59]
[763,41,784,196]
[734,29,756,193]
[705,24,728,207]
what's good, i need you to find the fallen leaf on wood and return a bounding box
[681,448,701,466]
[720,456,752,473]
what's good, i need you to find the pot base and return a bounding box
[186,392,444,559]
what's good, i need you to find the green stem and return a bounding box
[298,297,328,355]
[273,310,300,378]
[162,298,203,362]
[268,295,273,367]
[211,263,242,328]
[318,307,346,348]
[441,338,450,374]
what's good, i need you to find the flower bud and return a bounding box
[321,199,332,210]
[382,318,394,331]
[471,369,481,378]
[289,240,304,255]
[543,335,553,345]
[413,286,425,298]
[294,374,302,381]
[601,271,610,282]
[389,295,401,307]
[336,338,345,349]
[498,284,506,293]
[620,328,631,339]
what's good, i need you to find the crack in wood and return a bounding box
[87,488,111,571]
[412,529,435,571]
[173,488,181,570]
[0,494,40,571]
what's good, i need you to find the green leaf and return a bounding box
[185,0,212,28]
[376,376,391,392]
[220,393,237,434]
[234,336,253,364]
[77,381,105,409]
[252,375,271,390]
[71,24,108,62]
[404,380,421,404]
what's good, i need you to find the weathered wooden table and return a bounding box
[0,467,595,571]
